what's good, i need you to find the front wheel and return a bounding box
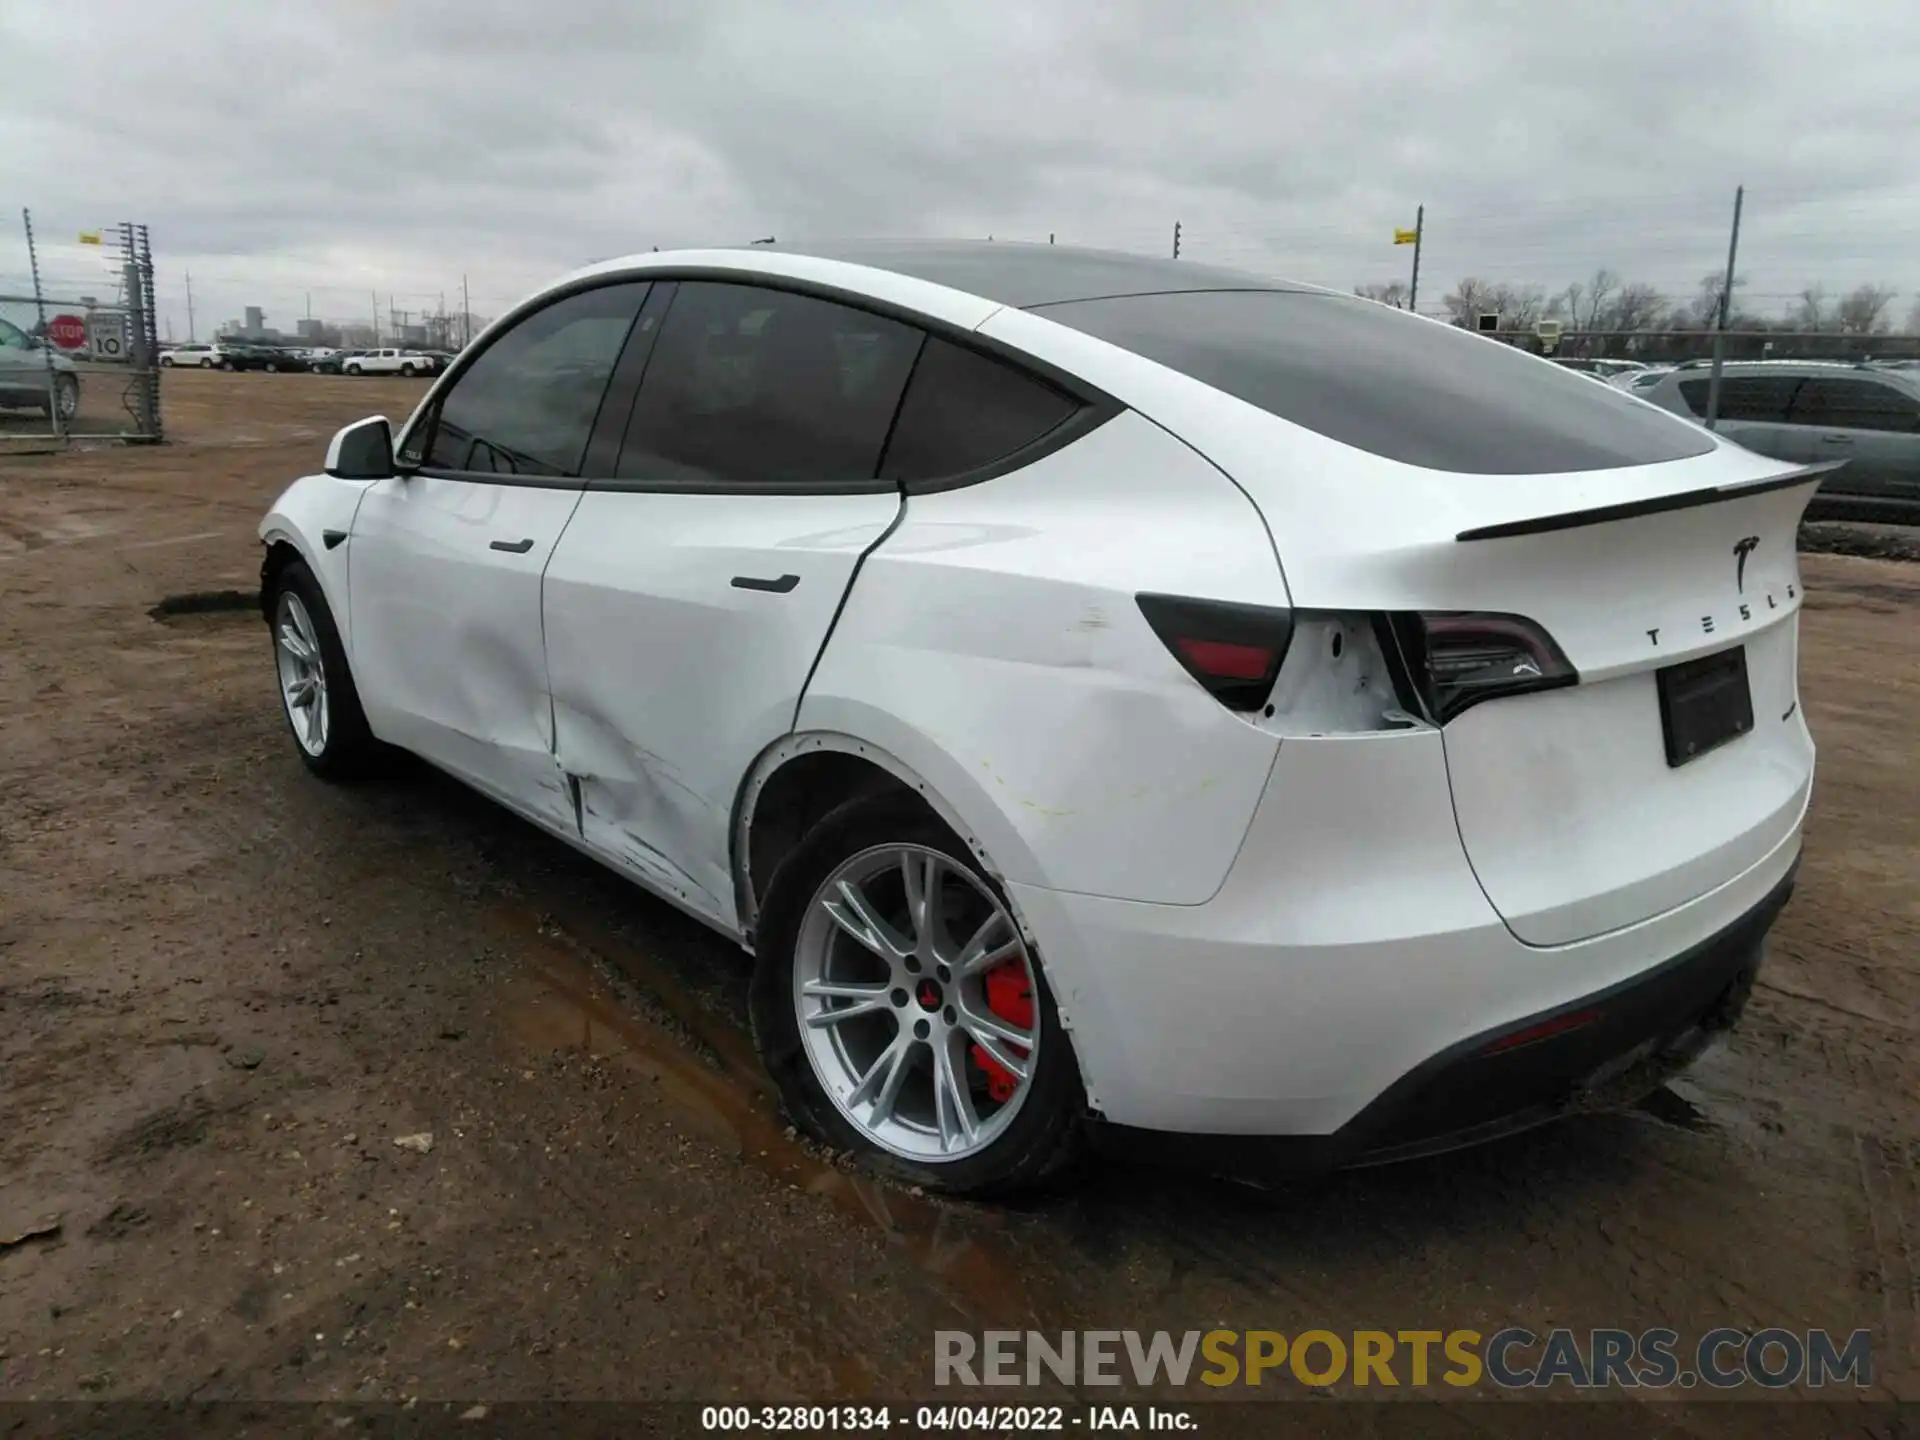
[45,374,79,421]
[268,559,383,780]
[159,355,174,368]
[751,794,1087,1196]
[399,363,415,377]
[345,364,361,376]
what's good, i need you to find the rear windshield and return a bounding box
[1031,290,1715,473]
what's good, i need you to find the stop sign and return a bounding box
[47,313,87,349]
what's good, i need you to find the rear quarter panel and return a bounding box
[798,409,1289,905]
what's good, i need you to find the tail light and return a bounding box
[1376,611,1576,724]
[1136,593,1295,711]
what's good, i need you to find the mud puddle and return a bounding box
[149,589,260,626]
[486,903,1077,1338]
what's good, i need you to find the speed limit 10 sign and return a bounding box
[89,312,127,360]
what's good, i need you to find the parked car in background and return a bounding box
[0,315,81,420]
[217,342,309,373]
[344,347,436,377]
[159,341,229,369]
[1553,357,1646,382]
[311,350,357,375]
[260,240,1821,1194]
[1611,365,1675,394]
[1642,359,1920,523]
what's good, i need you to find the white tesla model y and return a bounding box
[259,242,1820,1195]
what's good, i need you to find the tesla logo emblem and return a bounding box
[916,979,941,1012]
[1733,536,1760,593]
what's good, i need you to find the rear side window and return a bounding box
[1789,377,1920,433]
[615,282,921,487]
[1676,376,1800,423]
[419,282,649,476]
[880,338,1080,482]
[1034,290,1715,474]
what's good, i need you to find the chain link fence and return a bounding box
[2,211,162,448]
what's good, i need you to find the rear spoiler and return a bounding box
[1455,463,1841,543]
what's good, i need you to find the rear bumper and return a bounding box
[1092,856,1796,1179]
[1008,728,1806,1153]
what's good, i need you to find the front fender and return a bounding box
[257,472,375,659]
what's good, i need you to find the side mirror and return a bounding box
[324,416,394,480]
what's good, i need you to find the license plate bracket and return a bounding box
[1657,646,1754,768]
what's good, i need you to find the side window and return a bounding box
[1676,376,1798,423]
[615,282,920,486]
[413,282,648,475]
[1790,377,1920,433]
[0,319,30,350]
[879,338,1082,482]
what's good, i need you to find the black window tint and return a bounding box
[1035,290,1714,474]
[880,338,1080,482]
[1789,377,1920,433]
[419,282,648,476]
[1676,376,1799,423]
[615,282,920,486]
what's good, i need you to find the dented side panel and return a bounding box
[542,488,902,930]
[800,410,1289,905]
[346,475,586,832]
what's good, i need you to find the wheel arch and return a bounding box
[257,473,373,658]
[732,729,1046,942]
[732,727,1105,1113]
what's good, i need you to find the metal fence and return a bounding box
[2,212,162,448]
[1479,327,1920,365]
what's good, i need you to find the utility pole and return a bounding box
[1407,204,1425,313]
[1172,221,1181,259]
[1703,185,1744,432]
[372,290,380,344]
[461,274,470,348]
[185,270,196,341]
[305,291,312,320]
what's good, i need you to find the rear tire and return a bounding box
[159,355,174,368]
[750,793,1088,1197]
[268,558,383,781]
[345,364,361,376]
[399,363,416,377]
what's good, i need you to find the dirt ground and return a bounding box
[2,371,1917,1421]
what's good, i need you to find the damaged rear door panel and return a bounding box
[542,490,902,926]
[539,278,925,930]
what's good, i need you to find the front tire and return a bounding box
[345,364,361,376]
[268,559,382,780]
[751,793,1087,1197]
[44,375,78,421]
[159,355,174,368]
[399,363,416,377]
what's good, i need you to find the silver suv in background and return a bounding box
[1642,360,1920,523]
[0,316,81,421]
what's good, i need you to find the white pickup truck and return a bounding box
[343,347,437,377]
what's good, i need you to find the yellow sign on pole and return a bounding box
[1393,227,1419,246]
[77,230,102,245]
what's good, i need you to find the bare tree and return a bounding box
[1788,285,1832,331]
[1600,282,1667,333]
[1908,296,1920,334]
[1685,270,1747,329]
[1354,281,1409,309]
[1561,268,1620,331]
[1442,277,1501,327]
[1835,283,1897,335]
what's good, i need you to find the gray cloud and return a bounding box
[2,0,1915,337]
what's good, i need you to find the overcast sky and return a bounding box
[3,0,1916,337]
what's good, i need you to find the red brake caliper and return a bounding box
[971,962,1034,1104]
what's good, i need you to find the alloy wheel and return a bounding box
[274,590,330,756]
[793,844,1041,1162]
